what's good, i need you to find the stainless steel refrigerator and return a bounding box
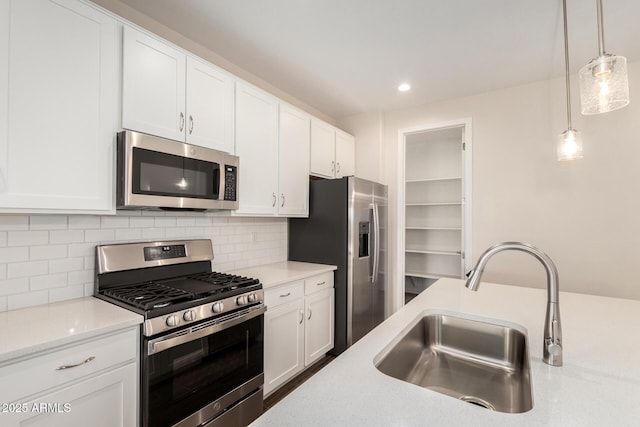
[289,176,387,355]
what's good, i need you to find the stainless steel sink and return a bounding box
[374,313,533,413]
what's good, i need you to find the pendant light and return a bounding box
[579,0,629,114]
[558,0,583,161]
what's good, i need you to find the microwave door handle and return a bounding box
[217,166,223,201]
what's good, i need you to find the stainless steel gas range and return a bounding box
[94,239,265,427]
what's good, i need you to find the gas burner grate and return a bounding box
[103,283,193,310]
[188,272,259,293]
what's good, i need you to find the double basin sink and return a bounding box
[374,312,533,413]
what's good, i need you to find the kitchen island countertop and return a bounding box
[251,278,640,426]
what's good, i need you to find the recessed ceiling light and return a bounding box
[398,83,411,92]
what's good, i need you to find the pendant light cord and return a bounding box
[596,0,605,55]
[563,0,572,129]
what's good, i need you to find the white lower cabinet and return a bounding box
[0,327,139,427]
[263,272,334,396]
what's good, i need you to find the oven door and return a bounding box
[142,306,265,427]
[117,130,239,210]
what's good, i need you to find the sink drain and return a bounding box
[459,396,496,411]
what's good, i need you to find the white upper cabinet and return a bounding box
[235,81,279,215]
[310,119,336,178]
[310,119,355,179]
[185,57,235,153]
[235,82,311,217]
[335,130,355,178]
[0,0,118,213]
[122,26,186,142]
[278,104,310,217]
[122,26,234,153]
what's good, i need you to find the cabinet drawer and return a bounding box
[304,272,334,295]
[0,328,138,403]
[264,281,304,309]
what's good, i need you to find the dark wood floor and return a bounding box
[263,354,336,412]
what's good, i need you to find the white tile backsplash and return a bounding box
[0,213,288,312]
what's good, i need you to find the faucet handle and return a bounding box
[548,343,562,356]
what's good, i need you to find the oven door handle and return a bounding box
[147,305,266,356]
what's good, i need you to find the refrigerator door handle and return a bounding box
[370,202,380,283]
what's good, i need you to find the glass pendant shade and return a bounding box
[557,129,583,161]
[579,54,629,114]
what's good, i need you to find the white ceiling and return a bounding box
[117,0,640,119]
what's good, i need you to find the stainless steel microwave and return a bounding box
[117,130,239,211]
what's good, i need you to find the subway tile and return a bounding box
[129,217,155,228]
[184,227,205,237]
[8,290,48,311]
[115,228,142,241]
[8,230,48,246]
[68,269,93,286]
[68,243,95,258]
[0,264,6,279]
[0,247,29,263]
[30,215,67,230]
[30,244,67,260]
[165,228,187,238]
[8,261,48,278]
[0,278,29,296]
[0,231,7,247]
[176,217,196,227]
[0,296,6,312]
[85,229,116,243]
[50,257,84,274]
[49,285,84,303]
[68,215,101,229]
[50,229,84,244]
[154,217,176,228]
[84,282,94,296]
[84,256,94,271]
[0,216,29,231]
[101,216,130,229]
[30,273,67,291]
[142,228,165,239]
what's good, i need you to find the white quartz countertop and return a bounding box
[0,297,143,364]
[252,278,640,426]
[231,261,336,289]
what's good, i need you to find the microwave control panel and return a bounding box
[224,166,237,201]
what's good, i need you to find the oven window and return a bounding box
[132,147,220,199]
[143,315,263,427]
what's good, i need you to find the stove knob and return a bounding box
[212,302,224,313]
[247,293,258,303]
[165,315,178,327]
[236,295,248,306]
[183,310,196,322]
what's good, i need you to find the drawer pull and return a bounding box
[56,356,96,371]
[316,281,326,286]
[280,292,291,298]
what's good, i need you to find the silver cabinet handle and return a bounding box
[56,356,95,371]
[280,292,291,298]
[299,310,304,324]
[281,193,285,207]
[316,281,326,286]
[336,162,341,173]
[272,192,276,207]
[189,115,194,134]
[179,112,185,131]
[308,308,312,320]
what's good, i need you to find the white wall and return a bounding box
[379,62,640,303]
[0,213,287,312]
[338,111,386,184]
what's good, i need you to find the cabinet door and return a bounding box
[278,104,310,217]
[235,82,278,215]
[185,56,234,153]
[264,298,305,396]
[335,130,355,178]
[5,363,137,427]
[310,119,336,178]
[304,288,335,366]
[0,0,118,213]
[122,25,186,142]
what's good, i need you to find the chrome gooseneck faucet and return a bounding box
[465,242,563,367]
